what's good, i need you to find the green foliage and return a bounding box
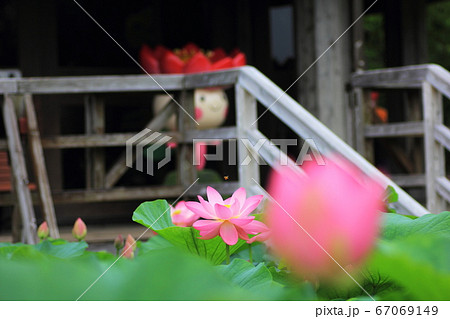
[363,13,385,70]
[366,235,450,300]
[384,185,398,205]
[132,200,245,264]
[362,211,450,300]
[381,211,450,241]
[217,258,276,290]
[316,211,450,301]
[0,198,449,301]
[427,1,450,71]
[0,246,272,300]
[35,239,88,258]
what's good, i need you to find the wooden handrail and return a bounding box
[352,64,450,213]
[0,66,431,217]
[351,63,450,100]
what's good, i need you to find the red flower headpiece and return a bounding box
[139,42,246,74]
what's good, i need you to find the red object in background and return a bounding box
[370,90,388,123]
[209,48,227,63]
[19,117,28,134]
[161,51,184,73]
[139,43,246,74]
[370,91,379,101]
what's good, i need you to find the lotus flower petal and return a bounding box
[219,222,238,245]
[185,201,215,219]
[206,186,224,205]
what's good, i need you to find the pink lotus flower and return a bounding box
[125,234,136,251]
[266,158,384,281]
[121,242,134,259]
[171,201,200,227]
[37,221,49,240]
[185,186,267,245]
[72,218,87,241]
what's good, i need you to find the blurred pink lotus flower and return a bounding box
[125,234,137,251]
[72,218,87,241]
[37,221,49,240]
[171,201,200,227]
[266,158,384,281]
[122,242,134,259]
[186,186,267,245]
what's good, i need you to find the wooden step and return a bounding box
[0,151,36,192]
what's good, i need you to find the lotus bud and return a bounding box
[114,234,124,251]
[37,221,49,240]
[72,218,87,241]
[126,234,136,251]
[122,242,134,259]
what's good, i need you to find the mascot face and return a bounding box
[194,88,228,129]
[153,88,228,130]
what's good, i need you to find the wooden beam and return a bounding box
[239,66,429,216]
[235,84,260,195]
[25,94,59,238]
[364,121,424,138]
[177,90,197,189]
[436,177,450,204]
[422,82,446,213]
[351,65,428,88]
[38,127,236,149]
[246,129,305,176]
[434,124,450,151]
[0,69,240,95]
[2,95,37,244]
[84,95,105,189]
[0,182,240,205]
[104,100,177,189]
[391,174,426,187]
[41,133,143,149]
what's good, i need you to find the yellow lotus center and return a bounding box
[223,204,231,208]
[172,209,182,215]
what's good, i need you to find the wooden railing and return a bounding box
[351,64,450,213]
[0,66,430,243]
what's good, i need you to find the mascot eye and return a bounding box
[200,96,205,102]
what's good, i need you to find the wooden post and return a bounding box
[404,90,423,173]
[24,94,59,238]
[235,84,260,194]
[354,88,373,162]
[422,82,445,213]
[294,0,317,116]
[352,0,365,71]
[2,95,37,244]
[177,91,197,188]
[11,205,22,243]
[84,95,105,189]
[295,0,351,140]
